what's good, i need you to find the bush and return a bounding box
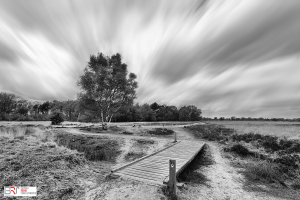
[55,133,121,161]
[291,178,300,190]
[0,113,10,121]
[273,154,300,168]
[186,124,232,141]
[225,144,254,157]
[231,132,265,143]
[148,128,174,135]
[243,160,283,184]
[121,131,133,135]
[50,111,64,125]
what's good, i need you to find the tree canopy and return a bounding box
[77,53,138,125]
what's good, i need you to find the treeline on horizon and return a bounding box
[0,92,202,122]
[202,116,300,122]
[1,92,299,123]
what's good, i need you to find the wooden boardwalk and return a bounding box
[112,140,205,185]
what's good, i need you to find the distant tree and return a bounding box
[32,104,40,115]
[17,107,29,116]
[150,102,160,111]
[179,105,201,121]
[15,98,30,116]
[0,92,17,114]
[62,100,78,121]
[39,101,50,114]
[77,52,138,129]
[165,106,179,121]
[156,105,167,121]
[140,104,156,121]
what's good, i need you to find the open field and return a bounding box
[208,121,300,139]
[1,122,300,199]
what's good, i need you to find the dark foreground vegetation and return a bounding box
[55,131,121,162]
[186,124,300,189]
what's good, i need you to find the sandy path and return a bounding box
[172,127,287,200]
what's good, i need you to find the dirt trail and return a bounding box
[173,127,287,200]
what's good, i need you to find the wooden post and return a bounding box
[168,159,176,196]
[174,132,177,142]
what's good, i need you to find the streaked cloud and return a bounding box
[0,0,299,118]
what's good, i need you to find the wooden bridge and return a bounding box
[111,140,205,185]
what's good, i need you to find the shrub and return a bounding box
[121,131,133,135]
[186,124,232,141]
[243,160,283,184]
[225,144,254,157]
[231,132,265,143]
[148,128,174,135]
[135,139,155,145]
[50,111,64,125]
[273,154,300,168]
[291,178,300,190]
[0,113,9,121]
[55,133,121,162]
[261,136,281,152]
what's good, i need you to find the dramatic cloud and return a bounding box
[0,0,299,117]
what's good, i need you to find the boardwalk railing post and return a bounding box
[168,159,176,197]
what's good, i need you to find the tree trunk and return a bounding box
[101,112,107,130]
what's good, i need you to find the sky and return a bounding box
[0,0,299,118]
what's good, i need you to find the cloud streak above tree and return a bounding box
[0,0,299,118]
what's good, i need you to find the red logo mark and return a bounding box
[10,187,16,195]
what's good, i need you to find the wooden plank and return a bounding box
[161,149,199,154]
[137,159,169,165]
[112,141,181,172]
[116,171,164,182]
[133,161,185,170]
[160,149,199,153]
[114,173,163,185]
[137,158,185,166]
[120,168,168,177]
[128,166,170,173]
[132,164,168,169]
[156,153,192,158]
[125,166,169,174]
[116,171,165,182]
[152,155,187,161]
[137,157,170,164]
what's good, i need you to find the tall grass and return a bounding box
[242,159,285,185]
[0,126,28,139]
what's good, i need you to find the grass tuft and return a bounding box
[242,160,285,185]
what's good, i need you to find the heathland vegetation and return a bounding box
[186,124,300,190]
